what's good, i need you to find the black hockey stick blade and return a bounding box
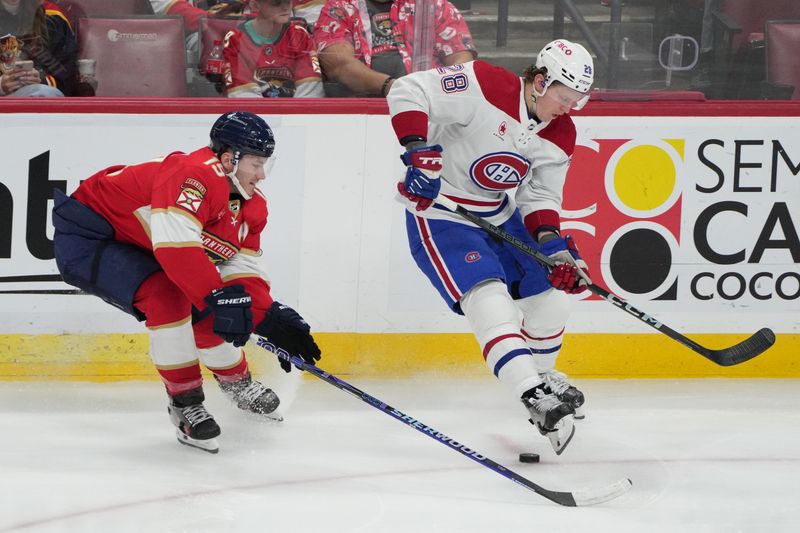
[699,327,776,367]
[588,283,777,366]
[434,195,777,367]
[253,335,632,506]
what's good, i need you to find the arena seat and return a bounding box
[712,0,799,63]
[197,15,247,74]
[56,0,154,30]
[765,20,800,99]
[709,0,799,97]
[77,16,187,97]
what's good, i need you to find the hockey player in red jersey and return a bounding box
[52,112,321,453]
[223,0,323,98]
[387,40,593,455]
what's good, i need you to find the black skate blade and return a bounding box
[175,430,219,454]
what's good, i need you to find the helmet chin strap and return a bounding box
[532,78,548,102]
[528,81,547,122]
[226,153,252,200]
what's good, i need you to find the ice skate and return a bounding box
[216,373,282,421]
[541,369,586,419]
[521,383,576,455]
[168,388,221,454]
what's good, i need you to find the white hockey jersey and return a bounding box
[387,60,576,237]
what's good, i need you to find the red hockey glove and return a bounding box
[539,235,591,294]
[397,182,436,211]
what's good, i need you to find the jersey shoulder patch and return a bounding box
[537,114,576,157]
[167,153,229,216]
[176,182,205,213]
[473,60,523,122]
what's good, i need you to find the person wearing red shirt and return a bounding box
[52,112,321,454]
[313,0,476,97]
[223,0,323,97]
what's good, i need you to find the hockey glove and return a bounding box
[255,301,322,372]
[398,144,443,211]
[205,285,253,347]
[539,235,591,294]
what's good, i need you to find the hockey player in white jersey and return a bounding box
[387,39,594,455]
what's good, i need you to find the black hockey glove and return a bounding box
[204,285,253,348]
[255,301,321,372]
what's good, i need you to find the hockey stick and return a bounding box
[253,335,632,507]
[434,195,775,367]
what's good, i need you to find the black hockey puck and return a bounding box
[519,453,540,463]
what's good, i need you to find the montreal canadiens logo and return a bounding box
[469,152,531,190]
[465,251,481,263]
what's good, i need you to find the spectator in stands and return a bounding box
[149,1,251,76]
[0,0,76,97]
[223,0,323,97]
[150,1,250,35]
[292,0,325,27]
[314,0,476,97]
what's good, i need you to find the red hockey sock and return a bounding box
[211,352,250,383]
[159,363,203,395]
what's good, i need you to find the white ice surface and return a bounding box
[1,378,799,533]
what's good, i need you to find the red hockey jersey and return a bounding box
[72,146,270,309]
[223,19,321,97]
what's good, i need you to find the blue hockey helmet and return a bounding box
[210,111,275,159]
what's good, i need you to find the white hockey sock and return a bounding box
[199,342,246,379]
[518,289,570,374]
[461,280,541,398]
[149,317,199,368]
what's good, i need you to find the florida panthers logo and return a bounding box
[469,152,531,191]
[0,34,20,73]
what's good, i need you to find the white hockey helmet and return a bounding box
[535,39,594,110]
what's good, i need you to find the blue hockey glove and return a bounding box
[398,144,443,211]
[539,235,591,294]
[205,285,253,347]
[255,301,321,372]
